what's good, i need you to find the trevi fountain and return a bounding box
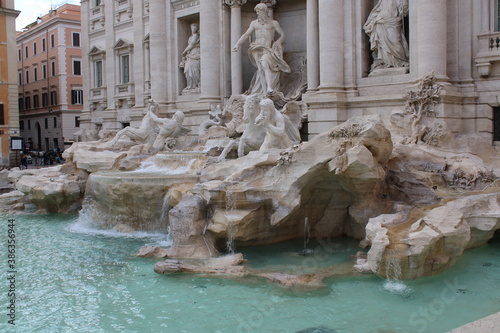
[1,1,500,332]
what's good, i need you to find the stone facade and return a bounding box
[16,4,83,152]
[0,0,20,167]
[80,0,500,143]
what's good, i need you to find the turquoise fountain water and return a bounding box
[1,212,500,333]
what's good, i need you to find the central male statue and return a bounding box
[233,3,291,95]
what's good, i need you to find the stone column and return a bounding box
[417,0,448,79]
[200,0,221,100]
[261,0,276,19]
[307,0,319,91]
[225,0,247,95]
[144,42,151,92]
[318,0,344,91]
[149,0,168,103]
[481,0,490,32]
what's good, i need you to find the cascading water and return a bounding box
[77,152,206,233]
[225,191,237,254]
[131,151,207,174]
[300,217,313,256]
[383,248,410,293]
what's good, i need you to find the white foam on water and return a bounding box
[67,214,171,245]
[383,279,411,294]
[130,158,197,175]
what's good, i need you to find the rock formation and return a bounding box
[5,103,500,284]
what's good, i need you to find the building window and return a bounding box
[51,61,56,76]
[53,138,59,149]
[42,38,46,52]
[28,120,31,130]
[50,91,57,106]
[72,33,80,47]
[95,60,103,87]
[95,0,101,6]
[18,72,22,85]
[25,46,28,58]
[44,118,48,129]
[25,96,31,110]
[75,116,80,127]
[121,54,130,84]
[20,120,24,130]
[33,42,37,55]
[50,34,55,48]
[34,67,38,81]
[73,60,81,75]
[53,117,57,128]
[33,94,39,108]
[42,64,47,79]
[18,49,21,61]
[71,89,83,105]
[0,105,4,125]
[18,98,23,111]
[25,70,29,83]
[42,92,48,107]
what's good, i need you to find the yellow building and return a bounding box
[0,0,20,167]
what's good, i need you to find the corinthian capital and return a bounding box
[223,0,247,7]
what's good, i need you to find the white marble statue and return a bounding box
[233,3,291,95]
[180,23,201,93]
[218,94,266,160]
[110,99,160,146]
[149,110,191,151]
[255,98,294,151]
[363,0,409,71]
[74,123,100,142]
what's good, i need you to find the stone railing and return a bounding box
[115,83,135,97]
[475,31,500,76]
[90,87,107,101]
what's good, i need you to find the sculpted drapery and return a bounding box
[363,0,409,71]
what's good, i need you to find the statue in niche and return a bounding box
[149,110,191,151]
[109,99,160,146]
[180,23,201,94]
[233,3,291,95]
[255,98,299,151]
[363,0,409,71]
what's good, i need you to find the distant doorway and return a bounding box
[35,122,42,151]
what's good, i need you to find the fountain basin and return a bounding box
[82,171,200,232]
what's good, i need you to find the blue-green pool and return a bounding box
[1,213,499,332]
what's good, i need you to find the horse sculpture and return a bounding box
[218,94,266,160]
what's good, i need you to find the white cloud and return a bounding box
[15,0,80,31]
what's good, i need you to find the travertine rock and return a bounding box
[82,172,199,232]
[167,195,218,259]
[365,191,500,279]
[170,115,393,255]
[154,253,246,275]
[0,190,25,212]
[12,166,84,213]
[63,142,126,173]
